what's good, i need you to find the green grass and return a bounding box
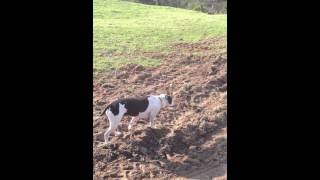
[93,0,227,71]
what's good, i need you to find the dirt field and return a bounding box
[93,37,227,180]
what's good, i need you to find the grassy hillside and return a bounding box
[93,0,227,71]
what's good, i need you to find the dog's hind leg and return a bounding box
[97,103,127,147]
[103,122,115,144]
[149,115,155,128]
[128,116,139,130]
[103,110,123,144]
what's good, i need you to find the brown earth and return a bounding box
[93,37,227,180]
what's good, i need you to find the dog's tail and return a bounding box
[100,104,110,116]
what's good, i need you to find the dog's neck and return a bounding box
[158,96,166,108]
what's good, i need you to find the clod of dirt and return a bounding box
[207,74,227,88]
[94,132,104,142]
[94,106,102,111]
[218,84,227,92]
[116,71,129,79]
[185,157,201,164]
[109,172,122,178]
[134,64,145,71]
[210,65,218,74]
[139,147,148,155]
[164,129,189,154]
[189,145,197,150]
[122,164,134,170]
[200,116,209,122]
[94,149,107,161]
[102,83,115,88]
[96,101,105,106]
[193,86,203,92]
[105,150,119,162]
[120,149,134,159]
[133,72,152,82]
[193,106,202,113]
[213,111,227,126]
[94,161,106,171]
[119,63,138,71]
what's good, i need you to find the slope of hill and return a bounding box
[93,0,227,179]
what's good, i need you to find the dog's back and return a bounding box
[122,97,149,116]
[101,96,149,117]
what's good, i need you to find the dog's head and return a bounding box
[159,94,174,107]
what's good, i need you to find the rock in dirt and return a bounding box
[94,132,104,142]
[189,145,197,150]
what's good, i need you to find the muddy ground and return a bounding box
[93,37,227,180]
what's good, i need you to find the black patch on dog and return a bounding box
[166,95,172,104]
[102,96,149,116]
[123,96,149,116]
[102,101,120,116]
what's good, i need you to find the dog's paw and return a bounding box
[149,124,157,129]
[115,131,122,136]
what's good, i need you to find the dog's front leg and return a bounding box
[149,116,155,128]
[149,113,156,128]
[128,116,139,130]
[115,128,122,136]
[149,111,158,128]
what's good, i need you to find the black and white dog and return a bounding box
[99,94,173,145]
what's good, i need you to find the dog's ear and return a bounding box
[165,95,173,104]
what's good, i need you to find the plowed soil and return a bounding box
[93,37,227,180]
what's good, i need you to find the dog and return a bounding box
[99,94,173,145]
